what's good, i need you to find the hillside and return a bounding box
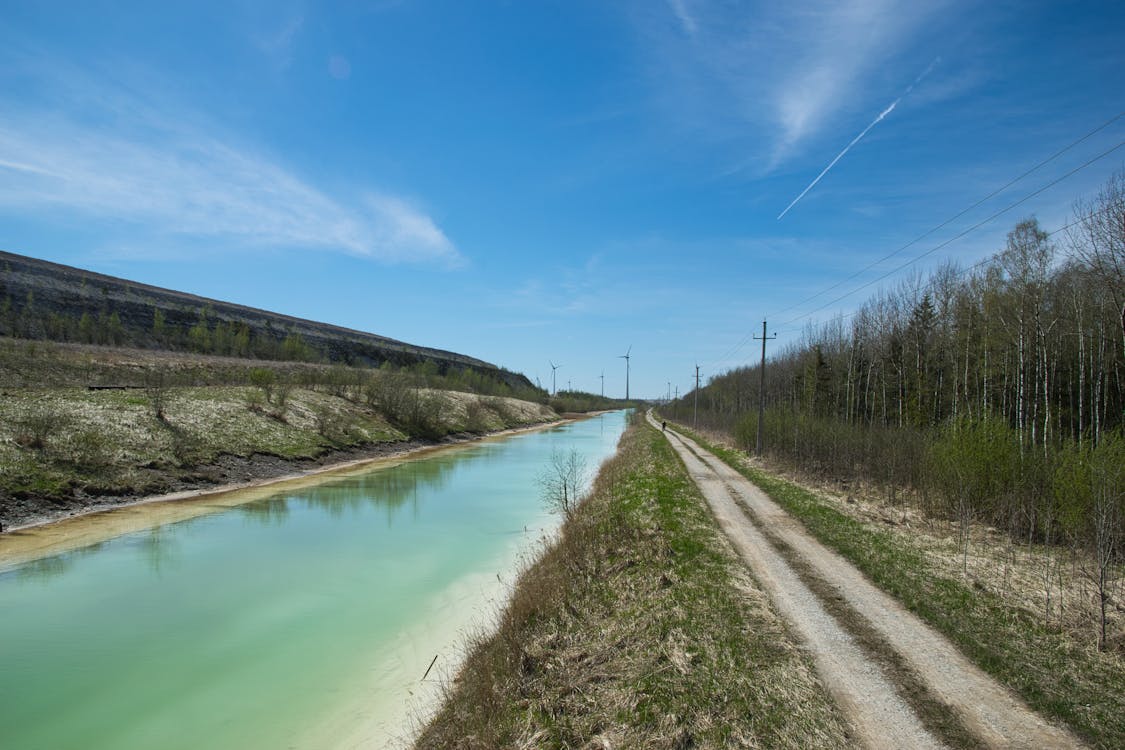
[0,250,532,392]
[0,339,558,530]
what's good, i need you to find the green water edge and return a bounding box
[0,410,628,750]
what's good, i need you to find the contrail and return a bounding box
[777,58,940,221]
[777,99,899,220]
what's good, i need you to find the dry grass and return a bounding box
[685,425,1124,655]
[0,386,401,502]
[427,390,556,433]
[414,419,851,749]
[675,422,1125,749]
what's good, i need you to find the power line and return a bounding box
[753,320,777,454]
[780,138,1125,327]
[708,114,1124,370]
[772,110,1124,319]
[764,205,1119,339]
[706,110,1120,373]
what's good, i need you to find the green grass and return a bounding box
[415,419,851,749]
[671,423,1125,750]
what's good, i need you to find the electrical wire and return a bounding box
[710,122,1123,368]
[779,138,1124,326]
[707,147,1123,372]
[704,114,1125,373]
[756,204,1120,345]
[771,111,1124,319]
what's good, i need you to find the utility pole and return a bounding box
[693,364,700,429]
[667,381,671,403]
[754,320,777,455]
[600,371,604,398]
[674,386,679,420]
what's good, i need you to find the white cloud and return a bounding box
[665,0,699,37]
[642,0,953,169]
[366,194,459,265]
[253,14,305,68]
[0,61,462,267]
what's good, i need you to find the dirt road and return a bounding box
[653,416,1082,749]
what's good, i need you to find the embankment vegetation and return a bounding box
[670,425,1124,748]
[0,340,557,529]
[671,169,1124,654]
[416,416,851,749]
[547,388,635,415]
[657,170,1124,745]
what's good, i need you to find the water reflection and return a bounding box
[136,527,177,575]
[4,540,108,583]
[237,495,293,525]
[0,412,628,750]
[13,554,70,582]
[6,442,479,581]
[238,449,461,527]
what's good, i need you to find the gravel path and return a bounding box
[653,416,1083,749]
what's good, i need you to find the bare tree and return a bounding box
[144,369,170,421]
[1068,168,1125,357]
[538,448,588,522]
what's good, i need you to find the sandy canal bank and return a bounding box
[301,536,539,749]
[0,417,580,571]
[1,411,628,750]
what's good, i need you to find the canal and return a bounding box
[0,410,628,749]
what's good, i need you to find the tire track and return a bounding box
[652,416,1083,749]
[653,418,941,749]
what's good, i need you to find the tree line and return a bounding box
[0,297,320,362]
[0,294,541,401]
[673,169,1124,649]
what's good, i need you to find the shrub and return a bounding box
[464,399,491,433]
[537,447,588,522]
[69,429,111,470]
[12,405,67,452]
[248,368,276,402]
[144,369,170,421]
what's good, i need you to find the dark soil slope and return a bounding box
[0,250,531,390]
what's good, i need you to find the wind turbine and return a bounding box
[618,345,631,401]
[549,360,562,396]
[599,371,604,398]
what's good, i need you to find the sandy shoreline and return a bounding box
[1,409,625,749]
[302,534,547,749]
[1,413,598,749]
[0,417,575,570]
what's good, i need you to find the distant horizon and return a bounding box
[2,1,1123,398]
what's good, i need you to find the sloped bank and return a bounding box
[0,387,556,530]
[415,416,850,749]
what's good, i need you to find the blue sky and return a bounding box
[2,1,1123,399]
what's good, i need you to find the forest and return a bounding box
[674,170,1124,650]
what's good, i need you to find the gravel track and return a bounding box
[653,416,1083,749]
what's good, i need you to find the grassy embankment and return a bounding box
[665,421,1125,750]
[0,338,556,528]
[416,417,851,749]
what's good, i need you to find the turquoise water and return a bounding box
[0,411,627,749]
